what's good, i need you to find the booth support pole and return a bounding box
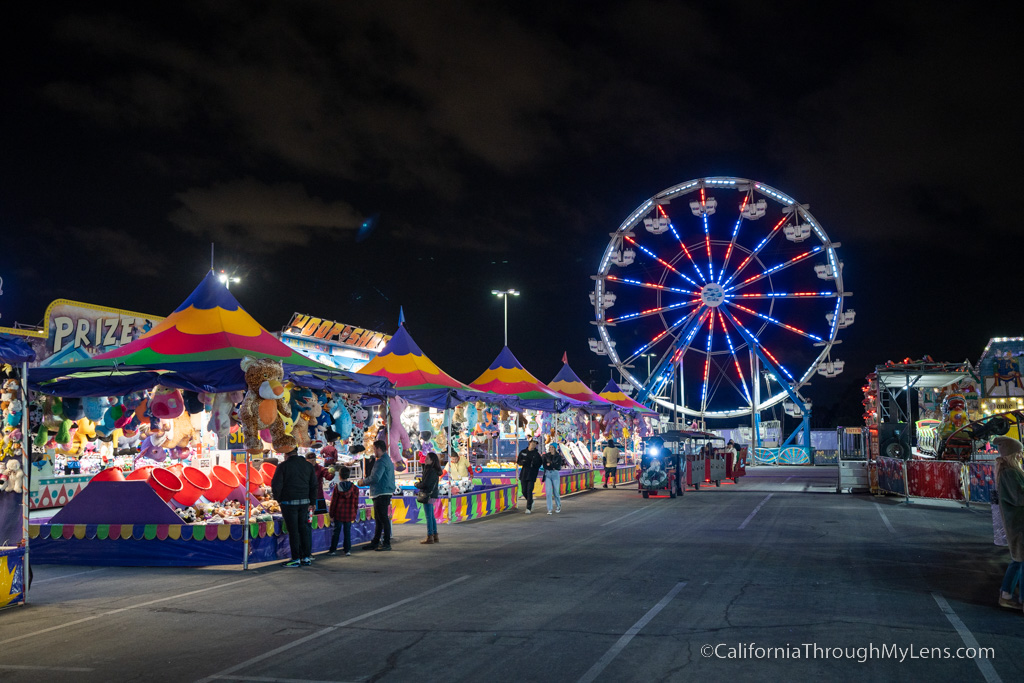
[20,362,30,604]
[243,452,250,570]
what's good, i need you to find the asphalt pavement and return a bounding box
[2,466,1021,682]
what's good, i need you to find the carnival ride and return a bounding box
[591,177,851,456]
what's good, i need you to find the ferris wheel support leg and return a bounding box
[731,321,813,459]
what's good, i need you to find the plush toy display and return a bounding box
[238,357,295,455]
[2,459,26,493]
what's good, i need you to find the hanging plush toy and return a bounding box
[149,386,185,419]
[289,386,322,448]
[238,357,295,455]
[482,404,500,437]
[387,395,412,466]
[333,396,353,443]
[465,402,479,435]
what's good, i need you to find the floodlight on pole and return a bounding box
[491,288,520,346]
[218,270,241,290]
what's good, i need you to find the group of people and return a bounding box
[272,433,625,564]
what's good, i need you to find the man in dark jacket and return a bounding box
[271,448,318,567]
[517,438,543,514]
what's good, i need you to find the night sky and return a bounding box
[2,3,1020,426]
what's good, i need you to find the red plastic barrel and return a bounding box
[90,467,126,483]
[126,465,155,481]
[148,467,183,503]
[233,462,264,495]
[173,466,212,506]
[205,465,240,502]
[259,461,277,482]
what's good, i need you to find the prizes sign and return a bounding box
[0,299,163,367]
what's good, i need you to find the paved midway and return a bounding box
[3,467,1022,682]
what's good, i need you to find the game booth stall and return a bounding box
[865,345,1022,505]
[0,333,34,607]
[23,272,393,567]
[466,347,597,498]
[351,322,521,526]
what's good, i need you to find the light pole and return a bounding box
[491,289,519,347]
[218,270,241,290]
[641,352,656,381]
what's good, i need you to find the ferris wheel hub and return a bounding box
[700,283,725,308]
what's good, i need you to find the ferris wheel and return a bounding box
[590,176,852,421]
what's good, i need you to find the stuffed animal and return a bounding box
[289,387,322,448]
[149,386,185,419]
[387,395,412,465]
[238,357,295,455]
[346,396,368,447]
[465,402,478,434]
[3,459,26,493]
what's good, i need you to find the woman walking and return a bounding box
[994,436,1024,610]
[542,442,566,515]
[417,452,442,544]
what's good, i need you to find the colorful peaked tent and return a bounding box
[599,379,658,415]
[547,358,616,414]
[469,347,576,412]
[358,324,487,409]
[29,271,392,397]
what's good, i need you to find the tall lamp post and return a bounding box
[491,289,519,346]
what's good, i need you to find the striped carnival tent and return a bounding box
[29,271,391,397]
[546,354,616,414]
[469,347,576,412]
[598,379,658,415]
[358,323,489,409]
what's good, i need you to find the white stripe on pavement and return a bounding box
[195,575,471,683]
[875,503,896,534]
[0,576,261,646]
[577,581,687,683]
[932,593,1002,683]
[738,494,773,530]
[600,508,645,526]
[33,568,107,584]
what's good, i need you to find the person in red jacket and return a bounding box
[328,466,360,556]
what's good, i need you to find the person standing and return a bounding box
[328,466,359,556]
[358,440,396,551]
[542,442,566,514]
[271,448,318,567]
[994,436,1024,610]
[602,439,621,488]
[517,438,543,514]
[446,450,471,481]
[417,452,442,544]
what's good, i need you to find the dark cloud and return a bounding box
[168,178,363,250]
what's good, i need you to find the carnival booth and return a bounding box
[466,347,597,498]
[25,272,392,566]
[599,379,660,483]
[1,333,34,607]
[547,357,642,487]
[355,322,519,525]
[864,357,991,504]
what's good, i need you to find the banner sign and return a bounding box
[0,299,163,367]
[282,313,390,354]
